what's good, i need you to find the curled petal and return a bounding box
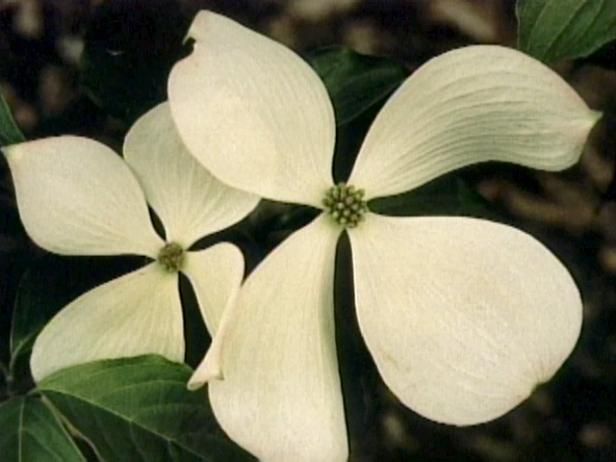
[168,11,336,207]
[124,103,259,247]
[349,214,582,425]
[209,215,347,461]
[182,243,245,388]
[3,137,162,257]
[31,264,183,382]
[349,45,601,200]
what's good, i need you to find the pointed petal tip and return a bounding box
[187,369,224,391]
[1,142,17,159]
[5,135,163,257]
[2,137,57,164]
[444,377,555,427]
[188,353,225,391]
[186,10,251,45]
[186,380,202,392]
[587,109,603,132]
[579,108,603,136]
[350,45,603,197]
[186,10,215,42]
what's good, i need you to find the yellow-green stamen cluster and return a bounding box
[323,183,368,228]
[157,242,185,272]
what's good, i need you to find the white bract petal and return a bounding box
[30,264,183,382]
[348,214,582,425]
[3,137,163,257]
[168,11,336,207]
[349,45,601,200]
[124,103,259,247]
[209,215,347,462]
[183,243,245,389]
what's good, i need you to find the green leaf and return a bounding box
[308,47,408,126]
[38,355,253,461]
[0,396,84,461]
[517,0,616,63]
[0,91,25,146]
[369,174,494,218]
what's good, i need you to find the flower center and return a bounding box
[157,242,185,272]
[322,183,368,228]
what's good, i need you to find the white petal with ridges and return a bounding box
[124,103,259,247]
[349,214,582,425]
[208,215,347,461]
[3,137,162,256]
[349,45,601,200]
[182,243,245,389]
[168,11,336,207]
[30,264,183,382]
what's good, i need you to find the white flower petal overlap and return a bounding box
[208,216,348,462]
[184,243,245,389]
[168,10,599,461]
[183,243,245,333]
[348,214,582,425]
[5,103,254,383]
[30,264,183,382]
[3,136,163,257]
[124,103,259,247]
[168,11,336,207]
[349,45,601,199]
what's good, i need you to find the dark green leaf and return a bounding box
[369,174,493,218]
[331,103,381,183]
[80,0,189,123]
[517,0,616,63]
[0,396,84,462]
[308,47,408,126]
[0,91,25,147]
[38,355,253,461]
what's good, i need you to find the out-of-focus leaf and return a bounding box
[308,47,408,126]
[38,355,253,461]
[80,0,189,123]
[517,0,616,63]
[0,396,84,462]
[369,174,493,218]
[0,92,25,146]
[582,40,616,70]
[9,254,143,389]
[307,48,408,181]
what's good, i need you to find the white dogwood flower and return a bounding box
[3,102,258,382]
[168,12,600,462]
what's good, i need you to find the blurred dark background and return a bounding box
[0,1,615,461]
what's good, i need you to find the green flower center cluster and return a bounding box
[157,242,185,272]
[322,183,368,228]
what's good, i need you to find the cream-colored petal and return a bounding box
[30,264,183,382]
[124,103,259,247]
[3,137,162,257]
[349,214,582,425]
[208,215,347,461]
[168,11,335,207]
[349,45,601,200]
[182,243,244,389]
